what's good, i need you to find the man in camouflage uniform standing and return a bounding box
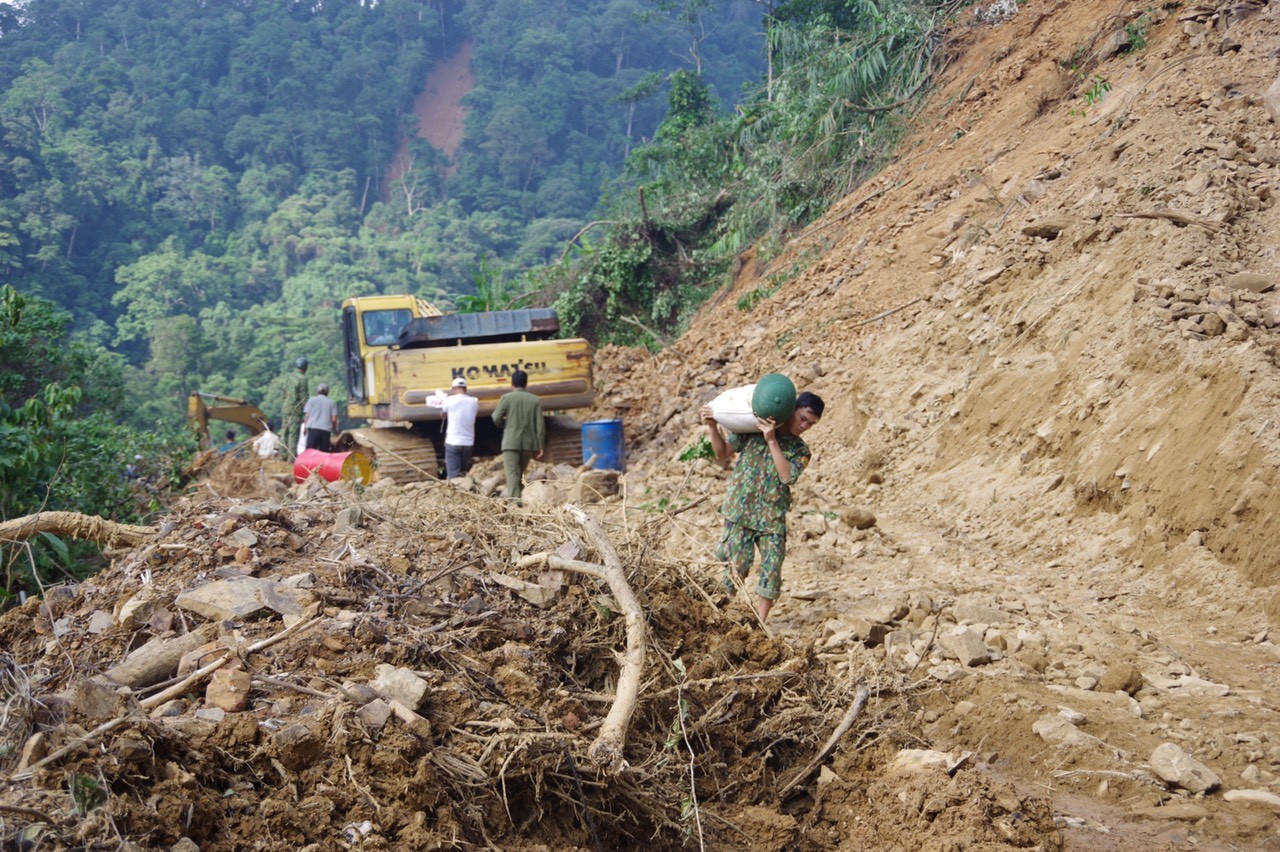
[281,356,309,460]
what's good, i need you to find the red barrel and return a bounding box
[293,449,372,485]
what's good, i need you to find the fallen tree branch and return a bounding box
[848,296,925,330]
[0,801,58,823]
[0,512,157,548]
[139,609,321,712]
[568,506,646,773]
[651,668,799,699]
[779,682,871,796]
[559,220,618,263]
[518,506,647,773]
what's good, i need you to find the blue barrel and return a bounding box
[582,419,625,471]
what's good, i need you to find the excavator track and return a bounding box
[544,415,584,467]
[335,428,438,483]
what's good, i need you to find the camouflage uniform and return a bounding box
[281,368,309,460]
[716,431,811,600]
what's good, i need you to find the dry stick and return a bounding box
[93,625,217,690]
[140,611,321,711]
[1117,209,1224,234]
[7,612,321,783]
[778,682,872,797]
[559,220,618,263]
[619,315,675,350]
[651,669,799,700]
[516,505,646,773]
[0,802,57,822]
[678,683,706,852]
[847,296,925,330]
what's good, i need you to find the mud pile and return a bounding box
[0,469,1060,850]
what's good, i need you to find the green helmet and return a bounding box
[295,357,309,370]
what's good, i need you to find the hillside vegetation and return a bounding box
[0,0,763,430]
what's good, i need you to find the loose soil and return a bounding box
[382,40,474,198]
[5,1,1280,849]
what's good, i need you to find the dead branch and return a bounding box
[559,220,618,263]
[619,315,677,352]
[849,296,925,330]
[651,668,800,699]
[779,682,871,796]
[568,506,646,772]
[1118,208,1225,233]
[517,506,647,773]
[139,609,322,712]
[0,801,57,822]
[0,512,157,548]
[7,612,322,783]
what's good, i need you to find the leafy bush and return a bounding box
[0,286,191,605]
[550,0,947,345]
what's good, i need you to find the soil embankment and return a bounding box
[595,0,1280,847]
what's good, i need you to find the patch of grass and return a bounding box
[1124,10,1152,52]
[1057,43,1090,73]
[69,773,105,814]
[678,436,715,462]
[736,282,779,312]
[636,495,675,512]
[1082,75,1111,106]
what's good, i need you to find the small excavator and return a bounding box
[187,391,270,449]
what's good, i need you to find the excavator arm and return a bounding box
[188,392,269,449]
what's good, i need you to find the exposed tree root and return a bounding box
[0,512,157,548]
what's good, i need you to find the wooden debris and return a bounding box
[0,511,157,548]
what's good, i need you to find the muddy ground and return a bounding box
[6,0,1280,849]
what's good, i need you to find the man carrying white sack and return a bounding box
[699,391,825,622]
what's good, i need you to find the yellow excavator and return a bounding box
[334,295,595,482]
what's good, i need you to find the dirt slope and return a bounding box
[381,41,474,198]
[596,0,1280,847]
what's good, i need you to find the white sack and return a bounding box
[708,384,760,433]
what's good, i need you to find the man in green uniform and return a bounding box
[492,369,544,503]
[700,391,825,622]
[281,356,309,461]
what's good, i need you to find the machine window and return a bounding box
[363,310,412,346]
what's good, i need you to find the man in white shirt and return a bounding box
[431,377,479,479]
[302,384,340,452]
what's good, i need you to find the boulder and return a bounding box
[206,667,252,713]
[888,749,953,775]
[1098,662,1144,695]
[1265,75,1280,123]
[1149,742,1220,793]
[940,627,990,667]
